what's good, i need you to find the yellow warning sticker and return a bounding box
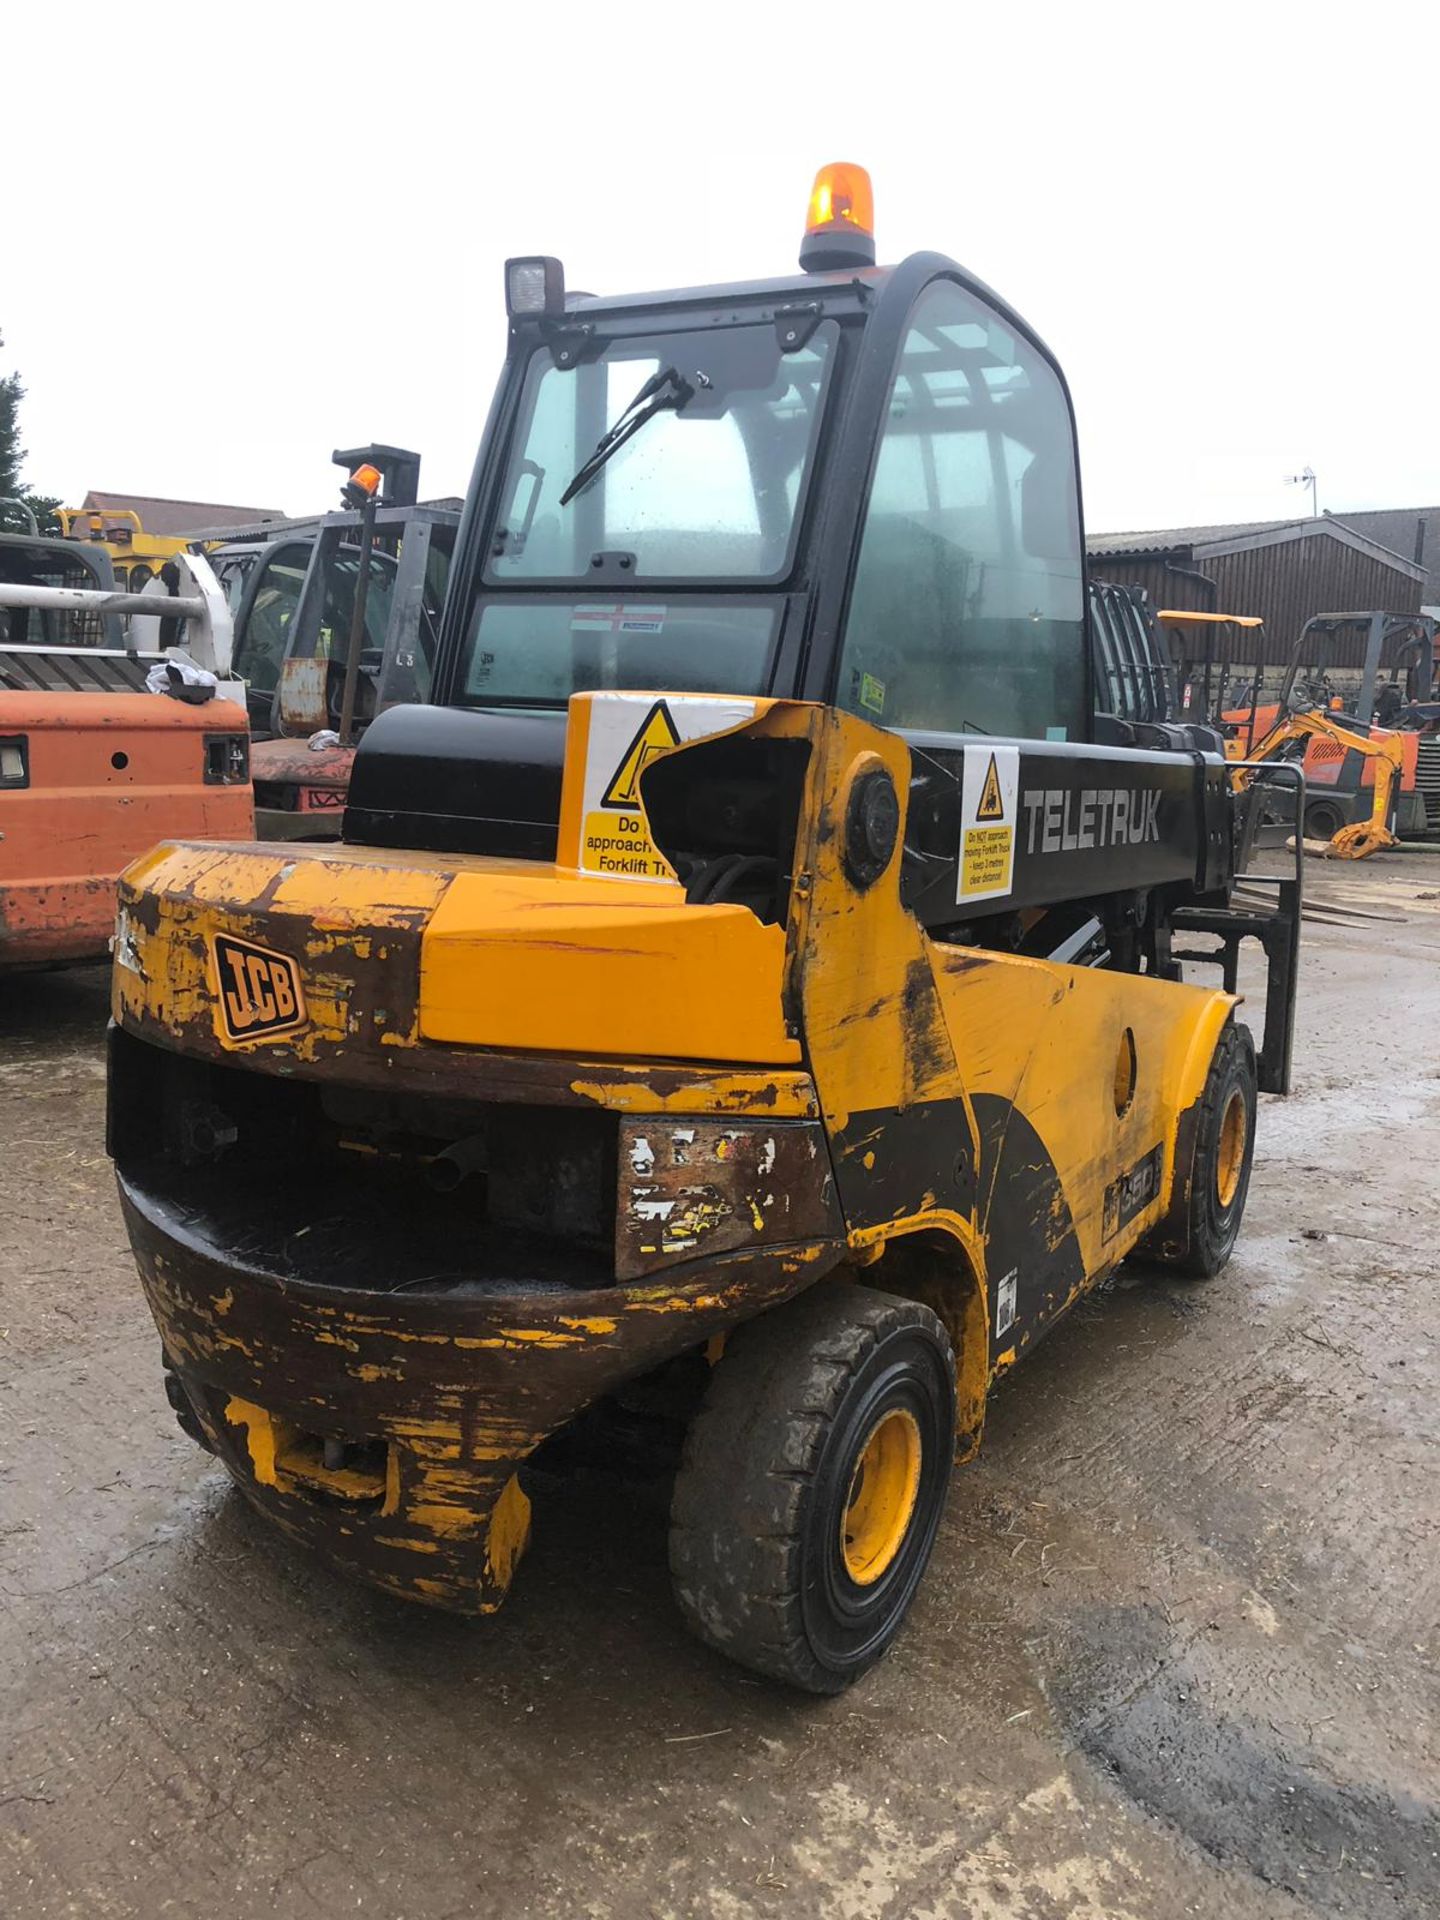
[582,807,674,879]
[577,693,758,881]
[961,825,1013,895]
[956,744,1019,903]
[600,699,681,808]
[976,752,1005,821]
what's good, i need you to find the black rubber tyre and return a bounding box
[1303,798,1345,843]
[1173,1020,1257,1279]
[162,1358,213,1452]
[669,1281,955,1694]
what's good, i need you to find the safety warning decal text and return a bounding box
[956,745,1019,903]
[578,693,757,881]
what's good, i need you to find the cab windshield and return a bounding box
[454,319,836,709]
[487,320,837,582]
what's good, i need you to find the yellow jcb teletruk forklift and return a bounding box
[108,166,1300,1691]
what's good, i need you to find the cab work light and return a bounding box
[505,256,565,317]
[800,162,876,273]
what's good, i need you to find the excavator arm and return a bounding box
[1242,709,1405,859]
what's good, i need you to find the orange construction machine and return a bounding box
[0,538,253,967]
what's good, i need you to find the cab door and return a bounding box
[829,273,1088,745]
[231,539,315,734]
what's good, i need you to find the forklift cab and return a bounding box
[1277,612,1437,841]
[0,533,125,649]
[357,239,1111,892]
[1282,611,1436,728]
[226,448,450,741]
[228,449,457,838]
[266,502,456,739]
[431,256,1088,744]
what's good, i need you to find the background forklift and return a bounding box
[1225,611,1436,848]
[224,447,458,838]
[1153,608,1268,740]
[108,166,1298,1692]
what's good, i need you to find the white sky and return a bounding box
[6,0,1436,535]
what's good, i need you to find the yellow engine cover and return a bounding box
[418,864,797,1064]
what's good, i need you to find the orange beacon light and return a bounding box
[800,163,876,272]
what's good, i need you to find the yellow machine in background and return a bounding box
[57,505,191,594]
[1240,706,1405,859]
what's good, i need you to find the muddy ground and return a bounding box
[2,853,1438,1919]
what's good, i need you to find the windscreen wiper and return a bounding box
[559,366,694,506]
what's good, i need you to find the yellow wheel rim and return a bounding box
[1216,1089,1247,1209]
[841,1407,922,1586]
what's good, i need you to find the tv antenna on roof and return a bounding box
[1284,467,1318,517]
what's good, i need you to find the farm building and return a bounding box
[1321,506,1440,608]
[1087,514,1426,669]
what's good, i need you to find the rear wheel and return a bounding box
[669,1282,955,1693]
[1173,1020,1257,1279]
[1303,797,1345,843]
[162,1355,213,1451]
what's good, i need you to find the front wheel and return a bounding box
[669,1282,955,1693]
[1172,1020,1258,1279]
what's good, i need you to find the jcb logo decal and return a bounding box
[213,934,306,1043]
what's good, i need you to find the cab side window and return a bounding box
[837,280,1085,740]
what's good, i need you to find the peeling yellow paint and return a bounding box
[569,1072,818,1118]
[483,1474,532,1592]
[414,1577,460,1602]
[409,1501,483,1540]
[382,1444,402,1516]
[493,1326,584,1348]
[225,1396,280,1487]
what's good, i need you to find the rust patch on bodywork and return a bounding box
[615,1117,841,1279]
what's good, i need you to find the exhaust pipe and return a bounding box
[426,1135,489,1193]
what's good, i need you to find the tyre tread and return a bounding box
[669,1281,950,1693]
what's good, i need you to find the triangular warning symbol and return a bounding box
[601,699,681,809]
[976,753,1005,821]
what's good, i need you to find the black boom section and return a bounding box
[898,735,1233,929]
[345,703,567,858]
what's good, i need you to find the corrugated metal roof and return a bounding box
[1086,516,1315,557]
[1324,507,1440,598]
[1088,514,1423,579]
